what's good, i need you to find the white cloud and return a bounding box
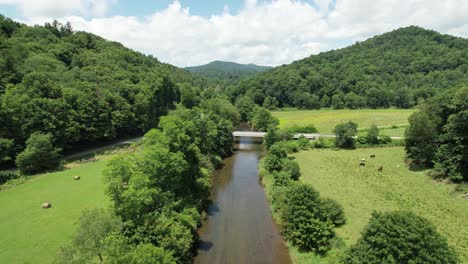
[14,0,468,67]
[0,0,116,17]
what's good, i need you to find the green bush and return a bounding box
[264,144,287,173]
[272,171,293,187]
[313,137,333,148]
[333,121,358,149]
[287,125,318,134]
[282,159,301,180]
[276,141,300,153]
[319,198,346,226]
[0,170,18,185]
[366,125,380,145]
[342,211,459,264]
[378,135,392,144]
[16,133,61,175]
[297,136,311,149]
[356,135,368,145]
[281,183,335,253]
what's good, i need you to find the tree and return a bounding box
[251,107,279,131]
[15,133,61,174]
[264,144,287,173]
[281,183,335,253]
[55,209,121,263]
[366,125,379,145]
[405,111,437,166]
[319,198,345,226]
[235,96,256,122]
[342,211,458,264]
[262,96,279,110]
[282,159,301,180]
[333,121,358,149]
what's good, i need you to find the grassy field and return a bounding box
[0,156,113,264]
[272,109,415,136]
[271,147,467,263]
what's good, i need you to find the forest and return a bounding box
[226,26,468,110]
[0,15,213,169]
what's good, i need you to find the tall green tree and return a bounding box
[333,121,358,149]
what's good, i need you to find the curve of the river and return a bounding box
[194,137,291,264]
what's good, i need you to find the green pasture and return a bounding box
[0,158,111,264]
[264,147,468,263]
[272,109,415,136]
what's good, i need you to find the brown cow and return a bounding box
[378,166,383,172]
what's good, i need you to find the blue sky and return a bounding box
[0,0,466,67]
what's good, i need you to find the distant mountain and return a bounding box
[227,26,468,110]
[186,61,273,84]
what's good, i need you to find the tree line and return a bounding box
[0,16,215,171]
[225,26,468,110]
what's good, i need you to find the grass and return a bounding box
[0,155,113,264]
[268,147,468,263]
[272,109,415,136]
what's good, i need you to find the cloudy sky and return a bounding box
[1,0,467,67]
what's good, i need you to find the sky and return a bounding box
[1,0,467,67]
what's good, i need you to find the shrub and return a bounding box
[319,198,346,226]
[0,170,18,185]
[333,121,358,149]
[342,211,459,264]
[277,141,300,153]
[282,159,301,180]
[16,133,61,175]
[264,144,287,173]
[272,171,293,187]
[287,125,318,134]
[366,125,380,145]
[297,136,311,149]
[313,137,332,148]
[378,135,392,144]
[281,183,335,253]
[356,135,368,145]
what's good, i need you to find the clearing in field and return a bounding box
[272,109,416,136]
[284,147,467,263]
[0,156,112,264]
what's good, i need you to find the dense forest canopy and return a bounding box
[186,60,272,85]
[0,15,213,167]
[226,26,468,109]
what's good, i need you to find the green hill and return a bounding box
[186,60,272,84]
[0,15,208,166]
[227,26,468,109]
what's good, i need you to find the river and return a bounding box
[194,137,291,264]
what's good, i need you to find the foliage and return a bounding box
[264,144,287,173]
[228,26,468,109]
[0,16,210,168]
[282,159,301,180]
[281,183,336,253]
[15,133,61,174]
[0,170,18,185]
[250,107,279,131]
[286,125,318,134]
[333,121,358,149]
[342,211,459,264]
[55,208,121,263]
[406,85,467,181]
[185,61,271,85]
[319,198,346,226]
[103,100,239,263]
[366,125,379,145]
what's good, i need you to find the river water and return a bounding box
[194,137,291,264]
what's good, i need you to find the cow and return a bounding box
[370,155,376,158]
[378,166,383,172]
[359,162,366,166]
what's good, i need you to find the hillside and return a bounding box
[0,15,208,166]
[227,26,468,109]
[186,60,272,84]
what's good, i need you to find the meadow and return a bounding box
[0,156,113,264]
[272,109,416,136]
[269,147,468,263]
